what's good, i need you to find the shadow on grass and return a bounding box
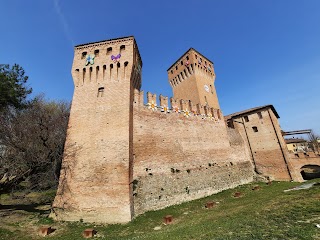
[0,203,51,215]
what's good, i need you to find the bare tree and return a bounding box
[309,130,319,154]
[0,95,70,194]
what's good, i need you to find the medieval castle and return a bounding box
[50,36,320,224]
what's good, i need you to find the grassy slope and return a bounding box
[1,180,320,240]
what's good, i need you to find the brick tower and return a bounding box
[51,36,142,223]
[167,48,220,109]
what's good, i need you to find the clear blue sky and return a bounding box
[1,0,320,134]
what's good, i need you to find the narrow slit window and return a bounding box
[252,126,258,132]
[96,66,99,81]
[186,56,189,60]
[97,87,104,97]
[171,70,173,74]
[217,109,221,119]
[82,68,86,82]
[244,116,249,122]
[103,65,106,80]
[181,60,183,65]
[89,67,92,81]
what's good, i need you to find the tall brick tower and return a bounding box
[51,36,142,223]
[167,48,220,109]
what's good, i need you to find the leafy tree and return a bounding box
[0,95,70,194]
[0,64,32,111]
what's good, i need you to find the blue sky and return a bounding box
[1,0,320,134]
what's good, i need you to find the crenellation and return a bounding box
[133,89,144,106]
[159,94,168,108]
[147,92,157,107]
[53,35,312,225]
[180,99,188,111]
[197,104,205,115]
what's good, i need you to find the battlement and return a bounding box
[71,36,142,90]
[133,90,222,121]
[167,48,220,109]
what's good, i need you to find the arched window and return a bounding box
[82,52,87,59]
[120,45,125,54]
[107,47,112,54]
[97,87,104,97]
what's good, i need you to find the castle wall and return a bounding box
[232,109,292,181]
[132,93,254,215]
[52,37,140,223]
[287,152,320,182]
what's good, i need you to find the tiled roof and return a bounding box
[224,105,279,120]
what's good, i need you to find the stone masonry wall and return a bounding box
[132,92,254,216]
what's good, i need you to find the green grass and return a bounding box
[1,181,320,239]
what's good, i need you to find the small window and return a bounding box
[244,116,249,122]
[175,66,178,70]
[120,45,125,50]
[97,87,104,97]
[227,120,234,129]
[124,61,129,67]
[186,56,189,60]
[107,47,112,53]
[82,51,87,59]
[181,60,183,65]
[257,112,263,119]
[94,49,99,57]
[252,126,258,132]
[195,54,197,59]
[171,70,173,74]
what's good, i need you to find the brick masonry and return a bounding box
[51,36,320,224]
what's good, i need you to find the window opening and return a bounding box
[252,126,258,132]
[244,116,249,122]
[97,87,104,97]
[257,112,263,119]
[94,49,99,57]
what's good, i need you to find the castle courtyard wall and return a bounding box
[132,100,254,215]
